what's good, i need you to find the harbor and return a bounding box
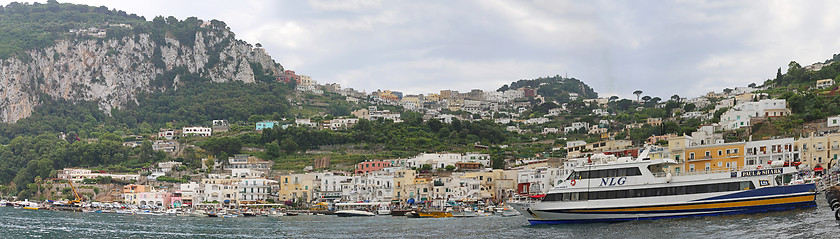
[0,200,836,238]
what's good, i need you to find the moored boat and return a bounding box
[390,209,413,216]
[509,149,817,225]
[417,210,452,218]
[335,210,376,217]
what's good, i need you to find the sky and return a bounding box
[6,0,840,100]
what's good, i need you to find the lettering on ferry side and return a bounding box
[759,180,770,186]
[599,177,627,186]
[740,168,783,177]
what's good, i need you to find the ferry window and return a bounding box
[571,192,580,201]
[676,186,686,195]
[646,188,657,197]
[740,181,754,190]
[696,185,708,193]
[580,171,589,179]
[634,189,645,197]
[562,193,571,201]
[616,190,627,198]
[728,182,740,191]
[606,190,616,199]
[630,168,642,176]
[666,187,676,196]
[596,191,607,200]
[616,168,627,177]
[686,185,696,194]
[607,169,617,177]
[579,192,589,201]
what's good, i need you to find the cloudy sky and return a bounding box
[9,0,840,99]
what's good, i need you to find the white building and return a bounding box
[239,178,276,202]
[720,99,790,130]
[828,115,840,128]
[817,79,835,89]
[347,173,394,202]
[744,138,798,167]
[524,117,549,125]
[564,122,590,134]
[406,153,463,169]
[517,167,563,195]
[542,127,559,134]
[182,127,212,137]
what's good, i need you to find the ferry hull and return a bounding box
[519,184,817,225]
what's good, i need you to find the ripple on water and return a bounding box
[2,202,840,238]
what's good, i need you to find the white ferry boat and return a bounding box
[509,149,817,224]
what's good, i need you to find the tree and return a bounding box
[684,103,696,112]
[633,90,643,102]
[670,94,681,103]
[650,97,662,105]
[609,96,619,102]
[280,138,298,154]
[641,95,652,103]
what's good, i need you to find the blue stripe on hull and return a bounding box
[528,200,816,225]
[694,184,816,201]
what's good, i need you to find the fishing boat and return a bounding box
[509,148,817,225]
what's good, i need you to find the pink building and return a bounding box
[355,160,392,174]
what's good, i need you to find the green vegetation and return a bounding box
[498,75,599,103]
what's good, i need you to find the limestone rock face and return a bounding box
[0,30,283,122]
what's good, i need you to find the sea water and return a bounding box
[1,200,838,238]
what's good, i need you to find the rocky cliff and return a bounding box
[0,28,283,122]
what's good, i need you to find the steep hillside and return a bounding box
[498,75,598,103]
[0,2,283,122]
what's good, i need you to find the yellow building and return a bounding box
[667,135,692,173]
[278,174,315,203]
[393,169,416,203]
[684,142,745,173]
[796,132,840,170]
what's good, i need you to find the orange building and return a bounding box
[355,160,392,174]
[684,142,745,173]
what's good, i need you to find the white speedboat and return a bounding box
[509,148,817,225]
[335,210,376,217]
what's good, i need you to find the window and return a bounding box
[726,149,731,154]
[733,148,738,154]
[718,162,723,167]
[705,151,711,157]
[689,153,695,160]
[689,164,695,172]
[705,163,710,171]
[718,150,723,156]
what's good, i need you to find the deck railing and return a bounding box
[651,166,767,178]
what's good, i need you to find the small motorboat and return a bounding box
[335,210,375,217]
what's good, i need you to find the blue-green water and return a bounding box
[2,201,840,238]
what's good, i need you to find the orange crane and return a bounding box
[67,180,83,204]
